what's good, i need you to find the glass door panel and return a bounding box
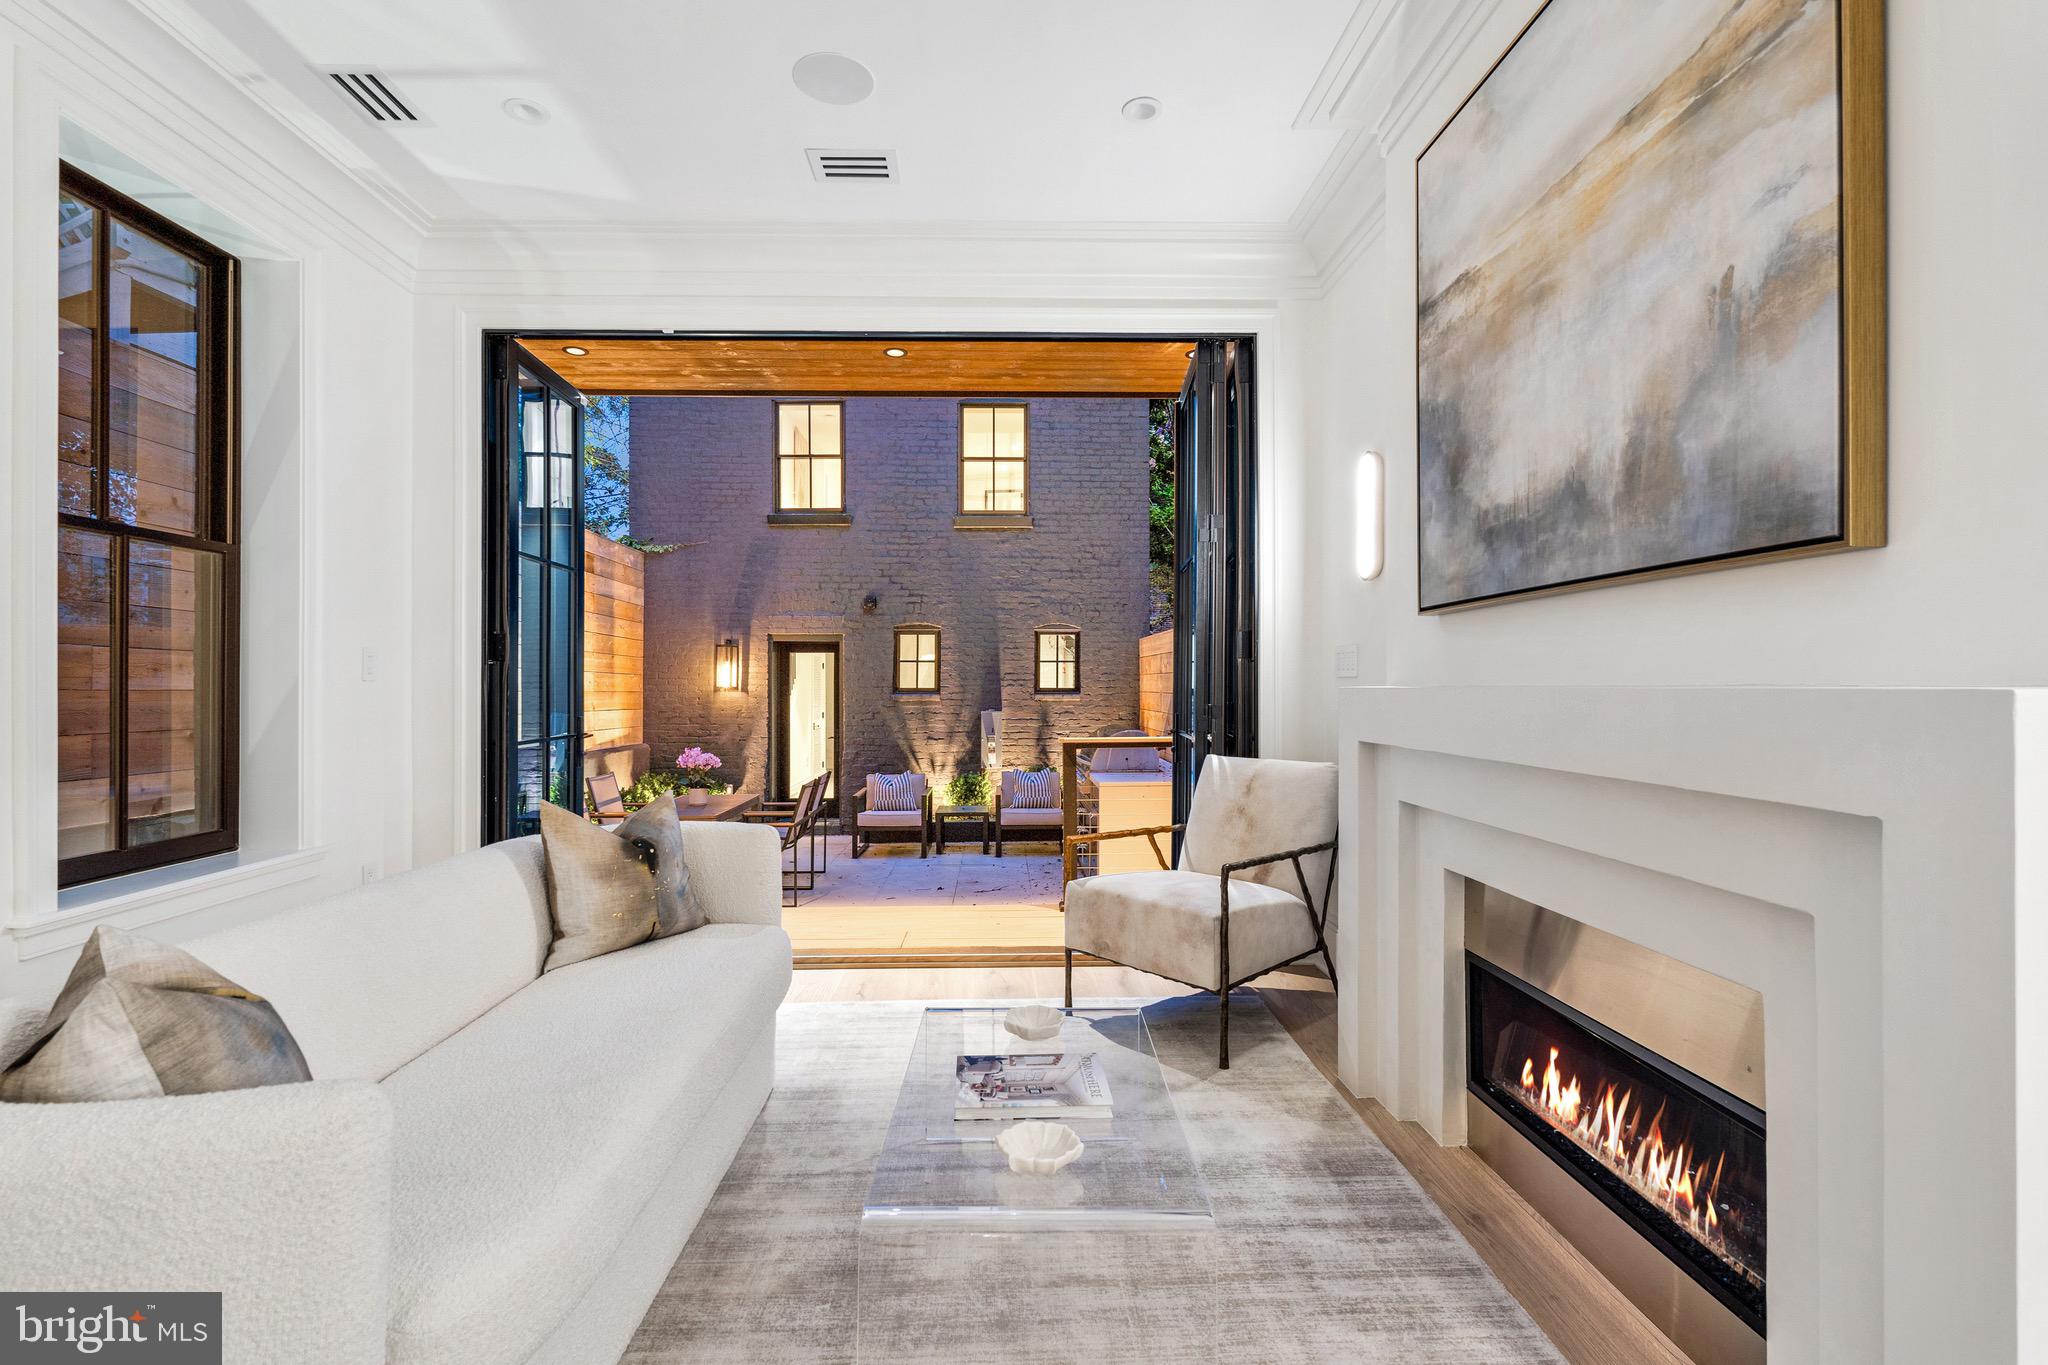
[486,342,585,840]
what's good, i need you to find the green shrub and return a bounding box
[946,769,991,807]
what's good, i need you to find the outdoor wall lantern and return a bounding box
[1355,449,1385,581]
[714,638,742,691]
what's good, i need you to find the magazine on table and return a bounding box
[954,1051,1114,1120]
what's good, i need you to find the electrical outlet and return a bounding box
[361,862,381,885]
[1334,644,1360,679]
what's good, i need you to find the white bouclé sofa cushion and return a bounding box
[189,840,552,1082]
[379,920,793,1365]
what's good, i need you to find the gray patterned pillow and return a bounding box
[869,773,923,812]
[538,795,701,973]
[0,925,310,1103]
[1011,769,1058,810]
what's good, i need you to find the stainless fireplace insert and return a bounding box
[1464,884,1766,1365]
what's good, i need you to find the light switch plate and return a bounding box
[360,648,377,683]
[1334,644,1360,679]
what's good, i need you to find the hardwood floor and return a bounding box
[786,965,1687,1365]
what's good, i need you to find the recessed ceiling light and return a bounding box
[563,345,589,356]
[1185,349,1196,358]
[883,347,907,358]
[792,52,874,106]
[1122,96,1163,123]
[502,97,549,125]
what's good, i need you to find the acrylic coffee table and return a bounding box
[856,1007,1215,1360]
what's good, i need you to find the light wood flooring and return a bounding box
[783,837,1070,964]
[786,964,1687,1365]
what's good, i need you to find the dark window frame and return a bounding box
[772,399,847,515]
[892,625,941,695]
[57,162,241,887]
[1034,628,1081,694]
[957,401,1030,517]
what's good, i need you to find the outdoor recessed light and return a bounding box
[883,347,907,358]
[1122,96,1163,123]
[792,52,874,105]
[1185,349,1196,359]
[562,345,588,356]
[501,97,550,125]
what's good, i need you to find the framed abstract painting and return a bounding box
[1415,0,1885,612]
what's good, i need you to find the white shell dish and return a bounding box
[1003,1004,1065,1041]
[997,1121,1085,1176]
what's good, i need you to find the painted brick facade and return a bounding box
[629,395,1152,798]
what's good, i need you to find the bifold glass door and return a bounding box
[1172,339,1257,827]
[484,341,584,840]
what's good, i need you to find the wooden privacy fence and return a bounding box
[583,532,646,749]
[1138,627,1173,736]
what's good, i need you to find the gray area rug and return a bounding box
[625,995,1562,1363]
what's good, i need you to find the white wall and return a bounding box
[0,0,423,1001]
[1297,0,2048,700]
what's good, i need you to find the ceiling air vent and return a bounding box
[325,69,419,123]
[807,149,896,183]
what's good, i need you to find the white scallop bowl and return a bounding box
[1002,1004,1065,1041]
[997,1121,1085,1176]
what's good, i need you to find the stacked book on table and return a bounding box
[954,1052,1115,1120]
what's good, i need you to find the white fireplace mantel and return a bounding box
[1333,686,2048,1364]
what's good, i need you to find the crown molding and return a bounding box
[5,0,422,285]
[414,219,1325,302]
[1286,0,1505,287]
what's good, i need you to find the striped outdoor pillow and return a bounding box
[870,774,922,812]
[1011,769,1057,810]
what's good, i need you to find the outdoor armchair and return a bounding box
[1062,755,1339,1068]
[993,768,1063,856]
[850,772,931,858]
[586,771,630,827]
[743,772,828,905]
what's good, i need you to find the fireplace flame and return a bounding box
[1517,1046,1739,1262]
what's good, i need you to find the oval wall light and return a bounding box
[1355,450,1385,581]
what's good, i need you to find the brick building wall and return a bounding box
[629,395,1152,799]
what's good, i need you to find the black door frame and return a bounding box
[481,338,587,843]
[1172,338,1258,830]
[481,329,1257,845]
[769,638,843,814]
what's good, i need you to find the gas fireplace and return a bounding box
[1467,953,1766,1333]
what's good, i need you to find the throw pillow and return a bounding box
[1011,769,1058,810]
[538,796,702,972]
[617,794,706,937]
[0,925,311,1103]
[869,773,923,812]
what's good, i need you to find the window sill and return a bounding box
[767,512,852,528]
[892,692,944,702]
[953,514,1034,531]
[15,847,329,960]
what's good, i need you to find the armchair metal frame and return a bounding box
[744,773,828,906]
[1062,822,1339,1068]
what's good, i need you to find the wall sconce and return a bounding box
[713,638,742,691]
[1355,450,1385,581]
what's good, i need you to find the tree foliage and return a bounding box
[582,395,679,553]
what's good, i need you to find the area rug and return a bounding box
[624,995,1562,1363]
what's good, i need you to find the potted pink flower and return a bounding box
[674,746,725,806]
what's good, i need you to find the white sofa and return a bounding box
[0,823,791,1365]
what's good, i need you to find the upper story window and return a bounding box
[58,164,239,886]
[775,401,844,511]
[1035,629,1080,693]
[959,403,1027,515]
[894,627,940,694]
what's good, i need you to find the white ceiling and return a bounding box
[190,0,1359,227]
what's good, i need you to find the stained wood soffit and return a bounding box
[516,337,1196,397]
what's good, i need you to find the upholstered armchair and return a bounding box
[1062,755,1339,1068]
[993,768,1063,856]
[850,771,931,858]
